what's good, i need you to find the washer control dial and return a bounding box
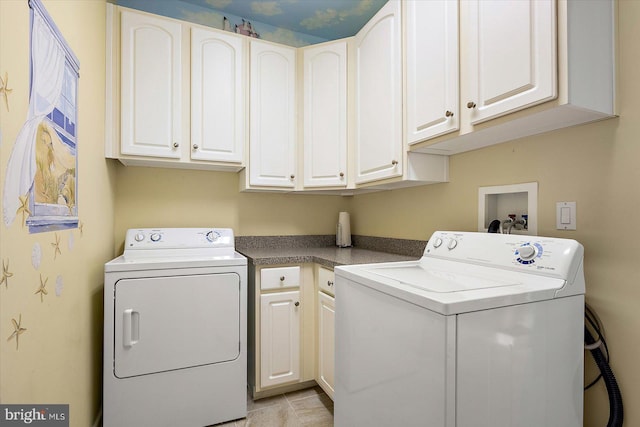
[150,233,161,242]
[134,233,145,242]
[516,243,543,265]
[518,245,536,260]
[447,239,458,250]
[433,237,443,248]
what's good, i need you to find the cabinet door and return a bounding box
[405,0,459,144]
[191,28,244,163]
[303,42,348,188]
[120,10,182,158]
[354,0,402,184]
[464,0,557,124]
[249,41,297,188]
[260,291,301,387]
[317,291,335,399]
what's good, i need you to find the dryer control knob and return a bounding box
[134,233,145,242]
[433,237,443,248]
[447,239,458,250]
[150,233,161,242]
[206,230,220,242]
[518,245,536,260]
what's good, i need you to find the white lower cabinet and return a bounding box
[317,291,335,399]
[316,265,335,399]
[248,264,316,398]
[260,290,301,388]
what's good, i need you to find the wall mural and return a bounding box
[0,71,12,112]
[7,314,27,351]
[1,0,83,352]
[2,0,79,234]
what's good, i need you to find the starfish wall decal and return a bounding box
[35,274,48,302]
[51,233,61,260]
[7,314,27,350]
[0,72,12,112]
[1,259,13,288]
[16,195,31,228]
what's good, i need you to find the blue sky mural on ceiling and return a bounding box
[114,0,388,47]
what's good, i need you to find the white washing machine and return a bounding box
[103,228,247,427]
[335,231,585,427]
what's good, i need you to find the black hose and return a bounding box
[584,326,623,427]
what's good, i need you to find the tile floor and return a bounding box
[214,386,334,427]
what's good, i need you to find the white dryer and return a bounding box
[103,228,247,427]
[335,231,585,427]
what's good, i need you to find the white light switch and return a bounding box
[556,202,576,230]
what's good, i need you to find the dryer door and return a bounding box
[113,272,240,378]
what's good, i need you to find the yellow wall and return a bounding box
[0,1,115,426]
[113,165,350,252]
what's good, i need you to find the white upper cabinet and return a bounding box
[120,10,182,158]
[411,0,615,155]
[405,0,459,144]
[107,6,245,171]
[249,40,297,188]
[354,0,403,185]
[191,28,244,163]
[302,41,348,188]
[464,0,557,124]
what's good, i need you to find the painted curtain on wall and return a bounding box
[2,0,79,233]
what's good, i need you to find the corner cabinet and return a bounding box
[105,6,245,171]
[354,0,403,185]
[302,41,348,189]
[243,40,297,189]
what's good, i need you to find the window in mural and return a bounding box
[2,0,80,233]
[32,59,78,227]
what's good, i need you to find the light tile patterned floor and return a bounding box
[214,386,334,427]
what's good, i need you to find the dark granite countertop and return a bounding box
[235,235,426,268]
[237,246,418,268]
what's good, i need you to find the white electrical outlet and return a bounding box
[556,202,576,230]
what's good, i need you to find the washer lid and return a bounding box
[336,258,572,315]
[367,264,521,293]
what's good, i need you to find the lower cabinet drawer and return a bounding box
[261,266,300,290]
[318,266,335,296]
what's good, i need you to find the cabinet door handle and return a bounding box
[339,172,344,178]
[172,142,179,148]
[327,281,334,287]
[192,144,199,150]
[290,174,295,180]
[466,102,476,109]
[294,301,300,307]
[280,276,285,281]
[445,110,454,117]
[391,160,398,166]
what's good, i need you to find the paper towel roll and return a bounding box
[337,212,352,247]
